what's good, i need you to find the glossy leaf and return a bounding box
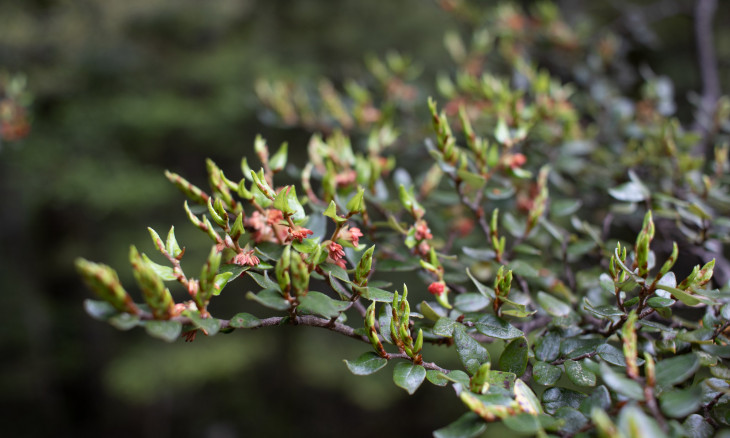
[454,324,489,375]
[565,360,596,387]
[535,331,561,362]
[433,317,459,338]
[533,361,562,386]
[599,363,644,400]
[344,352,388,376]
[426,370,449,387]
[229,312,261,329]
[542,387,587,415]
[498,337,528,376]
[246,288,290,311]
[433,412,486,438]
[474,314,523,340]
[655,353,700,388]
[184,311,221,336]
[537,291,572,317]
[659,386,702,418]
[144,320,182,342]
[454,293,490,312]
[298,291,348,319]
[393,362,426,395]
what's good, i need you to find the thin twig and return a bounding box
[139,312,449,372]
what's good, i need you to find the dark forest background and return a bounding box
[1,1,728,436]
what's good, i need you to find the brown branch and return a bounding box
[140,312,449,372]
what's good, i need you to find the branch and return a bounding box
[144,312,449,372]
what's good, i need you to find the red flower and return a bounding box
[233,249,260,266]
[428,282,446,296]
[266,209,284,226]
[289,227,314,242]
[414,220,433,241]
[508,153,527,169]
[328,241,345,259]
[327,241,346,267]
[339,226,364,247]
[348,227,363,247]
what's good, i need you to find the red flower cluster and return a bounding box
[339,226,363,247]
[233,249,260,266]
[414,220,433,241]
[288,227,314,242]
[327,241,347,268]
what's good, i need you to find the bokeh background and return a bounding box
[1,1,728,437]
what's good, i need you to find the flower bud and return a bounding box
[75,258,138,314]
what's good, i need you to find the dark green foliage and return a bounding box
[67,0,730,436]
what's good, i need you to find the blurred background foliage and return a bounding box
[0,0,728,437]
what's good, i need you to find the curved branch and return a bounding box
[146,312,449,372]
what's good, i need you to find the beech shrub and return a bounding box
[77,2,730,436]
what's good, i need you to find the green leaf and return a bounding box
[655,353,700,388]
[269,141,288,171]
[617,404,664,437]
[144,320,182,342]
[454,293,490,312]
[219,264,249,283]
[344,352,388,376]
[297,292,348,319]
[535,331,561,362]
[656,284,712,306]
[433,412,486,438]
[426,370,449,386]
[466,268,496,299]
[659,386,702,418]
[565,360,596,387]
[108,312,141,331]
[420,301,444,321]
[579,386,611,416]
[246,288,290,311]
[454,324,490,375]
[486,370,516,393]
[597,343,629,367]
[537,291,572,317]
[84,299,117,321]
[599,363,644,400]
[498,337,528,376]
[141,255,177,281]
[393,362,426,395]
[433,317,459,337]
[542,387,587,415]
[507,260,540,278]
[533,361,562,386]
[608,181,648,202]
[683,414,714,438]
[229,313,261,328]
[474,314,524,340]
[184,311,221,336]
[247,271,280,291]
[647,296,675,308]
[320,263,350,283]
[356,286,394,302]
[514,379,543,414]
[503,412,541,434]
[443,370,471,388]
[463,247,496,261]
